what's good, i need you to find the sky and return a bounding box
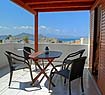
[0,0,90,39]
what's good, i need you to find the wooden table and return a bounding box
[29,51,62,86]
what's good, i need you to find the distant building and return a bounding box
[80,38,88,44]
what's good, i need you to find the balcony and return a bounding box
[0,43,101,95]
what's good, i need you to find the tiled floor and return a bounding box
[0,63,101,95]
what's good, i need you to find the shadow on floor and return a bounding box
[9,80,42,92]
[43,68,101,95]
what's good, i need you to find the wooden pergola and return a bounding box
[11,0,98,52]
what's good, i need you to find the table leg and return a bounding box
[48,59,58,71]
[32,59,55,87]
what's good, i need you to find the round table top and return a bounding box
[37,51,62,59]
[29,51,62,59]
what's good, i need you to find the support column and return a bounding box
[34,11,38,52]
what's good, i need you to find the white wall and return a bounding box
[39,43,88,62]
[0,43,14,68]
[0,43,88,68]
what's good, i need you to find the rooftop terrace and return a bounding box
[0,43,101,95]
[0,63,101,95]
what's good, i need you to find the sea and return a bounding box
[29,37,79,42]
[57,38,79,42]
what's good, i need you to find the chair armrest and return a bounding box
[50,63,68,75]
[65,49,85,59]
[54,63,67,68]
[23,49,31,55]
[65,52,80,59]
[30,47,37,52]
[51,59,72,73]
[62,59,72,69]
[11,55,30,66]
[6,51,25,59]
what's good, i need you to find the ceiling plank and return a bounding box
[11,0,95,13]
[32,5,91,10]
[29,2,93,9]
[35,6,91,12]
[24,0,95,5]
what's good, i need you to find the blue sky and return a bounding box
[0,0,90,39]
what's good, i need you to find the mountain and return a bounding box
[38,34,47,40]
[15,33,46,40]
[0,33,47,41]
[15,33,34,40]
[0,35,8,40]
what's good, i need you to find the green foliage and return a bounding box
[0,40,2,43]
[5,35,12,40]
[23,36,29,43]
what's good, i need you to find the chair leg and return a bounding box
[81,77,84,92]
[49,73,55,92]
[35,64,37,71]
[33,60,38,71]
[9,71,13,87]
[42,59,44,68]
[49,73,52,92]
[29,67,34,84]
[30,59,37,71]
[69,81,71,95]
[64,78,66,84]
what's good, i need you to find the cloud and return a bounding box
[39,25,48,34]
[55,29,60,32]
[39,25,47,30]
[39,25,60,33]
[13,26,33,30]
[39,25,62,37]
[0,26,9,29]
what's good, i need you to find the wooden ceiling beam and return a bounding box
[91,0,101,10]
[29,2,93,9]
[36,6,91,12]
[32,5,91,10]
[11,0,95,13]
[23,0,95,5]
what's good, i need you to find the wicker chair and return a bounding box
[55,49,85,84]
[49,56,87,95]
[4,51,34,87]
[62,49,85,69]
[23,46,38,70]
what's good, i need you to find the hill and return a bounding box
[15,33,34,40]
[0,33,46,41]
[0,35,8,40]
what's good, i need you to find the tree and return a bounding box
[0,40,2,43]
[5,35,12,40]
[23,36,29,43]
